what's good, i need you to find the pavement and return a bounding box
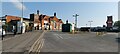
[40,31,118,52]
[2,30,43,54]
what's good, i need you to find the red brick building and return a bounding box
[106,16,113,27]
[30,10,63,30]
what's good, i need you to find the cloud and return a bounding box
[10,0,26,10]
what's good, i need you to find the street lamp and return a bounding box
[86,24,87,27]
[88,21,93,32]
[88,21,93,28]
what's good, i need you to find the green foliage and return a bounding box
[114,21,120,29]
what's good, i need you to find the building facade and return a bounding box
[30,10,63,30]
[2,15,32,33]
[106,16,113,30]
[106,16,113,27]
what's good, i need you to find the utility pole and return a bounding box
[73,14,79,31]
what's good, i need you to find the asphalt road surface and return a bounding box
[40,31,118,52]
[2,30,43,53]
[1,30,119,54]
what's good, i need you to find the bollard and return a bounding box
[96,32,100,36]
[72,30,75,34]
[96,32,99,36]
[96,32,105,36]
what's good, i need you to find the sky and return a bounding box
[1,0,120,2]
[1,2,118,28]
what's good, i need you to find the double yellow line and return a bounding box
[29,31,46,54]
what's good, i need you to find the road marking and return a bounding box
[107,33,118,35]
[3,35,21,41]
[54,33,73,39]
[38,39,44,52]
[54,34,63,39]
[54,34,60,39]
[29,31,46,53]
[35,39,44,53]
[56,35,60,39]
[58,35,63,39]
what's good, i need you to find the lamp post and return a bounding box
[88,21,93,32]
[86,24,87,27]
[21,0,23,34]
[88,21,93,28]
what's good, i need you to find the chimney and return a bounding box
[54,12,56,16]
[37,10,39,15]
[107,16,112,21]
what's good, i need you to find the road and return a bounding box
[40,31,118,52]
[1,30,119,54]
[2,30,43,54]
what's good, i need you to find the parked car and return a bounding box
[80,27,90,32]
[107,27,120,32]
[90,27,106,32]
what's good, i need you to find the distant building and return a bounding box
[3,15,21,23]
[30,13,41,30]
[106,16,113,27]
[30,10,63,30]
[1,15,32,32]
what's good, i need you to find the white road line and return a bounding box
[58,34,72,39]
[58,35,63,39]
[54,34,63,39]
[3,35,21,41]
[54,34,60,39]
[56,36,60,39]
[107,33,118,35]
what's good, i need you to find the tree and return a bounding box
[114,21,120,29]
